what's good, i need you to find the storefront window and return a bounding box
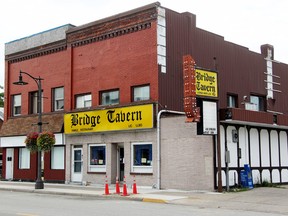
[88,144,106,172]
[131,143,152,173]
[51,146,64,169]
[19,148,30,169]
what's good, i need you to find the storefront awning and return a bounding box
[0,113,64,137]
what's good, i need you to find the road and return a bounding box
[0,190,285,216]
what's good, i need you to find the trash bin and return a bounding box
[240,164,254,189]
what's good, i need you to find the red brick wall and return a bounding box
[71,22,158,107]
[13,148,37,181]
[44,151,65,182]
[6,51,70,118]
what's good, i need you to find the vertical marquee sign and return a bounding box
[183,55,200,122]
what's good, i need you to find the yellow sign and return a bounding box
[64,104,154,134]
[195,69,218,98]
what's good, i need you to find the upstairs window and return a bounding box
[227,94,238,108]
[76,94,92,109]
[12,94,21,116]
[53,87,64,111]
[100,90,119,105]
[132,85,150,102]
[29,91,43,114]
[250,95,266,111]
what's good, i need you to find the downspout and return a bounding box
[157,110,185,190]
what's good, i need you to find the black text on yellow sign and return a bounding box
[195,69,218,98]
[64,104,154,134]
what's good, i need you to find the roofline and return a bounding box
[67,2,160,34]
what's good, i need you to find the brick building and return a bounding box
[1,2,288,190]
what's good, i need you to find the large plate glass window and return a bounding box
[131,142,152,173]
[19,148,30,169]
[88,144,106,172]
[100,90,119,105]
[51,146,65,169]
[12,94,21,116]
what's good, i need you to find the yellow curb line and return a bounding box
[142,198,167,203]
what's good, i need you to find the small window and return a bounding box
[76,94,92,109]
[133,85,150,102]
[250,95,265,111]
[51,146,65,170]
[29,91,43,114]
[100,90,119,105]
[12,94,21,116]
[53,87,64,111]
[131,142,152,173]
[88,144,106,172]
[19,148,30,169]
[227,94,237,108]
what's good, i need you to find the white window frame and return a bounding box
[88,144,106,172]
[19,148,30,169]
[13,94,21,116]
[53,87,64,111]
[133,85,150,102]
[131,142,153,173]
[101,90,119,105]
[51,146,65,170]
[76,94,92,109]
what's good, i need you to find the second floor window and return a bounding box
[133,85,150,102]
[250,95,265,111]
[100,90,119,105]
[53,87,64,111]
[12,94,21,116]
[227,94,237,108]
[76,94,92,109]
[29,91,43,114]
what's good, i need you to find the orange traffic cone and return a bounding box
[132,175,138,194]
[115,176,121,194]
[121,176,129,196]
[104,175,110,195]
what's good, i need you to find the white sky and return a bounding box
[1,0,288,88]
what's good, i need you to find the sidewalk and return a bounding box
[0,181,287,214]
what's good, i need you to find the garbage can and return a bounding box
[240,164,254,189]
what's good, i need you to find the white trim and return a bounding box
[131,142,153,173]
[88,143,106,172]
[0,133,64,147]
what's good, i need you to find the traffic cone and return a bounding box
[104,175,110,195]
[132,175,138,194]
[115,176,121,194]
[121,176,129,196]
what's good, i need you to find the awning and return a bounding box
[0,113,64,137]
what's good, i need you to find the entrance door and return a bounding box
[72,147,83,182]
[6,148,14,180]
[119,147,124,181]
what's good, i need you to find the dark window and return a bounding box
[227,94,238,108]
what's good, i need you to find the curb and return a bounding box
[142,198,167,204]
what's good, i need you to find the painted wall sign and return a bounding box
[195,69,218,98]
[64,104,154,134]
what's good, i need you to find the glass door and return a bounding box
[72,147,82,182]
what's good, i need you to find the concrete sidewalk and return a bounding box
[0,181,287,215]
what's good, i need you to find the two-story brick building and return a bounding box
[1,2,288,190]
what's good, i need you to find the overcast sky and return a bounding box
[1,0,287,88]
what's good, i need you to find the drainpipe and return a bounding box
[157,110,185,190]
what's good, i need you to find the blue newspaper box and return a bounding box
[240,164,254,189]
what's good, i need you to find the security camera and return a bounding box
[243,95,247,101]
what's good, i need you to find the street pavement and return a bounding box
[0,181,287,215]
